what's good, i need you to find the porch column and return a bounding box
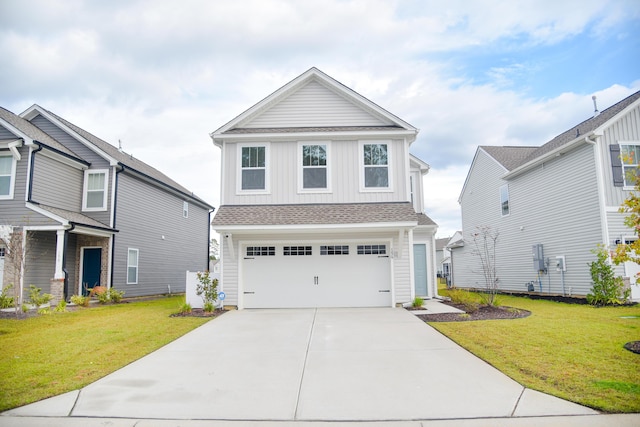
[54,229,65,279]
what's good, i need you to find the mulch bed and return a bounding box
[170,308,226,318]
[412,302,531,322]
[624,341,640,354]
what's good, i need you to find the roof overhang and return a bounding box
[214,221,418,235]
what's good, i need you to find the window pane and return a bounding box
[500,185,509,216]
[128,250,138,266]
[127,267,137,283]
[364,144,387,166]
[242,147,251,167]
[303,168,327,188]
[0,176,9,195]
[622,145,640,165]
[86,190,104,208]
[0,157,12,174]
[302,145,326,167]
[242,169,265,190]
[365,166,388,187]
[88,173,105,191]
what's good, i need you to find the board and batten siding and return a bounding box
[31,153,83,211]
[455,144,602,296]
[112,173,210,297]
[222,139,410,205]
[242,80,392,128]
[30,115,113,226]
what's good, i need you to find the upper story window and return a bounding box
[183,201,189,218]
[0,154,16,199]
[238,143,269,192]
[361,142,391,190]
[500,184,510,216]
[621,144,640,187]
[127,248,139,284]
[299,143,330,192]
[82,169,108,211]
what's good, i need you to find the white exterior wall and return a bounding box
[455,144,602,296]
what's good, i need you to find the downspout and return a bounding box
[207,209,214,270]
[27,142,44,202]
[110,164,125,289]
[62,224,75,301]
[585,134,609,247]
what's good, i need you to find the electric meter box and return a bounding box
[532,244,545,271]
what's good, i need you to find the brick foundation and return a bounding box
[49,278,64,306]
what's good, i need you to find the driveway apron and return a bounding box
[9,308,596,421]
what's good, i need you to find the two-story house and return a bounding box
[0,105,213,305]
[210,68,438,309]
[452,90,640,299]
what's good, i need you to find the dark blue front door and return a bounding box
[82,248,102,296]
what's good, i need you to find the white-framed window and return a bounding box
[127,248,139,284]
[360,141,391,190]
[0,153,17,199]
[183,201,189,218]
[500,184,510,216]
[299,142,330,192]
[620,144,640,187]
[283,246,312,256]
[238,143,269,193]
[246,246,275,256]
[357,244,387,255]
[82,169,108,211]
[320,245,349,255]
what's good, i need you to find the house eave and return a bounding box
[214,221,418,234]
[211,129,417,144]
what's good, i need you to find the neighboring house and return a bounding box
[434,237,450,277]
[0,105,213,304]
[452,90,640,299]
[210,68,438,309]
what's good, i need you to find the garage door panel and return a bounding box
[242,242,391,309]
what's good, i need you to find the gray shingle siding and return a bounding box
[31,154,83,211]
[112,173,210,297]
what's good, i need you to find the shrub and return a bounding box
[204,301,216,313]
[54,300,67,313]
[588,246,630,306]
[178,302,192,314]
[26,285,52,308]
[108,289,125,303]
[412,296,424,308]
[196,271,218,307]
[448,288,480,313]
[0,284,15,308]
[70,294,90,307]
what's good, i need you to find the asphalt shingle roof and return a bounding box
[35,204,115,231]
[480,146,538,171]
[223,125,405,134]
[212,202,419,227]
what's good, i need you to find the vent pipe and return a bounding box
[592,95,600,117]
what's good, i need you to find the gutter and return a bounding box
[62,224,75,301]
[27,143,44,202]
[110,164,125,289]
[585,134,610,247]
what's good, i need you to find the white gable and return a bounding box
[242,80,392,128]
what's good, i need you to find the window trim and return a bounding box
[127,248,139,284]
[297,141,331,193]
[0,153,17,200]
[620,142,640,189]
[236,142,270,194]
[500,183,510,217]
[359,140,393,192]
[82,169,109,211]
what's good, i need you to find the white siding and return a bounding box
[222,139,409,205]
[454,144,602,296]
[243,81,391,128]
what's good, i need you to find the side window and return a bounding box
[300,143,329,191]
[362,142,390,190]
[620,144,640,187]
[183,201,189,218]
[239,144,268,191]
[500,184,510,216]
[83,169,108,211]
[0,154,16,199]
[127,248,139,284]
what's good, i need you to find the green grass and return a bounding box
[0,296,211,412]
[431,289,640,413]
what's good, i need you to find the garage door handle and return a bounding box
[244,257,255,260]
[244,291,255,294]
[378,255,389,258]
[378,290,390,293]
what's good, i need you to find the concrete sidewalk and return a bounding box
[2,307,631,426]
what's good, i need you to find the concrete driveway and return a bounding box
[5,308,598,422]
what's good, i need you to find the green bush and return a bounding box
[54,300,67,313]
[178,302,192,314]
[196,271,218,307]
[0,284,15,309]
[447,288,480,313]
[26,285,52,308]
[588,246,630,306]
[70,294,89,307]
[412,296,424,308]
[108,289,125,303]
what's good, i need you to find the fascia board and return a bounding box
[38,145,89,170]
[212,129,417,143]
[0,118,33,145]
[213,221,418,233]
[20,105,119,166]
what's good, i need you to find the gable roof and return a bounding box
[211,67,418,143]
[480,146,539,171]
[20,105,213,208]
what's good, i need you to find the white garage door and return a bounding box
[242,242,391,308]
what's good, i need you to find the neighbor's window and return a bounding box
[183,201,189,218]
[0,154,16,199]
[363,143,389,188]
[240,145,267,191]
[83,169,108,211]
[127,248,139,284]
[301,144,329,190]
[500,184,510,216]
[621,144,640,187]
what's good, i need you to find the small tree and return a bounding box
[469,225,500,306]
[0,226,32,317]
[195,271,218,312]
[612,154,640,278]
[588,245,629,305]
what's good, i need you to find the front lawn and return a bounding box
[0,296,211,412]
[430,290,640,413]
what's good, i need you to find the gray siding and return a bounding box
[30,115,112,226]
[454,144,602,296]
[23,231,57,297]
[112,173,210,297]
[0,126,17,139]
[222,139,410,205]
[31,153,83,211]
[243,81,391,128]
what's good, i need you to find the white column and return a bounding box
[54,229,65,279]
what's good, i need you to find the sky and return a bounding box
[1,0,639,238]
